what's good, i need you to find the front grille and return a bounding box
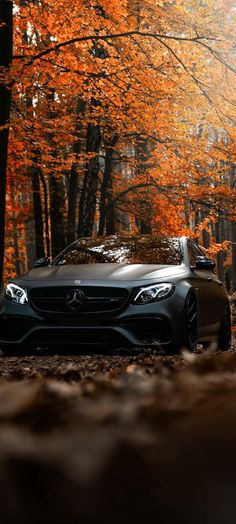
[27,328,128,347]
[29,286,129,314]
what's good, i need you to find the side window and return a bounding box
[187,241,204,266]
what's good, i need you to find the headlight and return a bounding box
[133,283,175,305]
[5,283,28,304]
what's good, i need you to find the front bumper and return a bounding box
[0,296,182,349]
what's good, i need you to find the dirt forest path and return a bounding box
[0,347,236,523]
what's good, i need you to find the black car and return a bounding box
[0,236,231,354]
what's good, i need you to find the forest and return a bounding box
[1,0,236,288]
[2,3,236,523]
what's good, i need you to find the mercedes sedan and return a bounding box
[0,236,231,354]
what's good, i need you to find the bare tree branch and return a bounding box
[13,30,220,65]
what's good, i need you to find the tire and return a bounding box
[183,292,198,352]
[166,293,198,355]
[218,303,231,351]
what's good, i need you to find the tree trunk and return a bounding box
[77,115,101,238]
[138,201,153,234]
[47,89,66,258]
[230,220,236,291]
[135,137,153,234]
[0,1,13,286]
[67,162,78,244]
[77,41,109,238]
[50,175,66,258]
[105,176,116,236]
[38,171,50,258]
[13,221,20,275]
[201,211,210,249]
[31,151,45,259]
[67,98,86,244]
[215,218,225,283]
[98,135,118,236]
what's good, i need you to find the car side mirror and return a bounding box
[195,256,216,271]
[34,257,50,268]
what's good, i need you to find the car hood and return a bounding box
[20,263,185,282]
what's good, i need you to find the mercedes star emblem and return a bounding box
[66,289,85,311]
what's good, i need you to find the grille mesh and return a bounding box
[29,286,129,314]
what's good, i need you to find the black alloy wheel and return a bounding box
[184,293,198,352]
[218,303,231,351]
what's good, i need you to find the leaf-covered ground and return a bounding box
[0,345,236,523]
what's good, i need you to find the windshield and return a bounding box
[54,236,183,266]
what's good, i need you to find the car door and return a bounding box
[187,241,223,339]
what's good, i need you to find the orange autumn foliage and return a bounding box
[4,0,236,280]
